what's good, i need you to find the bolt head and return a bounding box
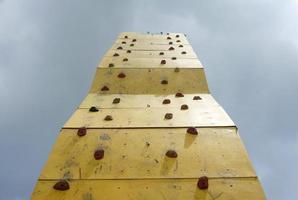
[166,150,178,158]
[118,72,126,78]
[181,104,189,110]
[187,127,198,135]
[160,59,166,65]
[104,115,113,121]
[197,176,209,189]
[89,106,99,112]
[77,127,87,137]
[101,86,109,91]
[175,92,184,97]
[53,180,70,191]
[164,113,173,120]
[113,98,120,104]
[161,80,168,85]
[162,99,171,104]
[193,96,202,100]
[94,149,105,160]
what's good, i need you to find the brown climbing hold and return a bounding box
[123,58,128,62]
[176,40,181,42]
[167,36,171,40]
[124,35,128,39]
[169,47,175,50]
[118,72,126,78]
[176,34,180,38]
[101,86,109,91]
[174,67,180,72]
[132,39,137,42]
[126,50,131,53]
[122,41,126,44]
[113,98,120,104]
[169,41,173,45]
[187,127,198,135]
[104,115,113,121]
[77,127,87,137]
[197,176,209,189]
[179,45,183,47]
[175,92,184,97]
[117,46,123,50]
[159,52,164,55]
[161,80,168,85]
[130,43,134,47]
[94,149,105,160]
[53,180,70,191]
[108,63,114,68]
[165,150,178,158]
[181,51,187,54]
[89,106,99,112]
[193,96,202,100]
[160,59,166,65]
[171,57,177,60]
[113,53,119,57]
[181,104,189,110]
[164,113,173,120]
[162,99,171,104]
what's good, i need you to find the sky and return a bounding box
[0,0,297,199]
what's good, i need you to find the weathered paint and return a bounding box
[31,32,266,199]
[32,178,265,200]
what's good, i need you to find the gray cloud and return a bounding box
[0,0,297,199]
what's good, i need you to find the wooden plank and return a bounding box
[32,178,266,200]
[79,94,219,109]
[89,68,209,94]
[118,32,187,40]
[111,43,194,51]
[115,38,190,45]
[104,49,198,59]
[63,106,234,128]
[39,127,255,180]
[99,57,202,68]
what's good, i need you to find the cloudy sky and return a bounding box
[0,0,297,199]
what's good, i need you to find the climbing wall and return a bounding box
[31,32,266,199]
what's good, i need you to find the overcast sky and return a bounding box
[0,0,297,199]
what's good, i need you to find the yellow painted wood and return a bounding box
[63,106,234,128]
[89,68,209,94]
[99,57,202,68]
[118,32,187,40]
[32,178,266,200]
[104,49,198,58]
[115,38,190,45]
[32,32,266,199]
[111,43,194,51]
[39,127,255,180]
[79,94,219,109]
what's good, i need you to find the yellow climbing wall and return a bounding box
[31,32,266,199]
